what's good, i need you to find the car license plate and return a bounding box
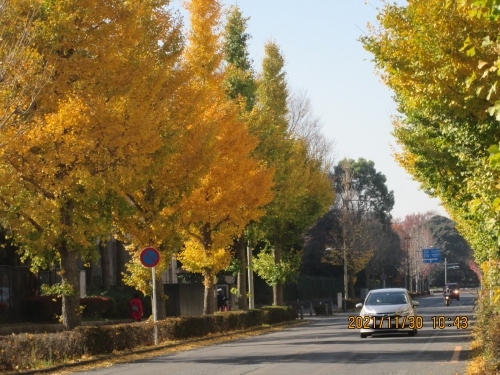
[375,317,395,329]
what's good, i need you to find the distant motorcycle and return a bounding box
[444,290,452,306]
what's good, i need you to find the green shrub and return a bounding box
[76,324,154,355]
[246,309,264,327]
[261,305,297,324]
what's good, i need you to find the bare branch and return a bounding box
[287,90,336,171]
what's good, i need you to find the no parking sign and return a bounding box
[140,247,160,268]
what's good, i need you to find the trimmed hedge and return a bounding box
[0,331,84,372]
[0,305,297,372]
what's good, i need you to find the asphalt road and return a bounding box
[68,291,476,375]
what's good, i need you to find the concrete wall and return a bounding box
[165,283,205,317]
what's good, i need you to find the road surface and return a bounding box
[67,291,475,375]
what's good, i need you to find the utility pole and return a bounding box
[404,237,411,291]
[343,244,348,311]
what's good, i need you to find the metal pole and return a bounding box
[404,257,407,290]
[152,266,158,346]
[404,237,411,291]
[407,240,410,292]
[414,253,417,293]
[247,241,255,309]
[343,246,348,311]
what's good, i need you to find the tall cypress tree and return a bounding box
[251,42,333,306]
[222,6,258,310]
[223,6,256,112]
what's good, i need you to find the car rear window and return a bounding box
[365,292,408,305]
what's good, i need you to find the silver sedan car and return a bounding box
[354,288,420,338]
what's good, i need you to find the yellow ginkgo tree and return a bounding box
[113,67,220,319]
[0,0,184,329]
[176,0,274,315]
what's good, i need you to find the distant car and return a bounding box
[355,288,420,339]
[445,283,460,300]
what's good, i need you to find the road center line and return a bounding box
[450,346,462,362]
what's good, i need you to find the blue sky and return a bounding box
[169,0,449,220]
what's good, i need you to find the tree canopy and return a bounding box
[360,0,499,289]
[1,0,335,324]
[0,0,185,329]
[323,158,395,296]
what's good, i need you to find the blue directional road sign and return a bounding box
[422,248,441,263]
[140,247,160,268]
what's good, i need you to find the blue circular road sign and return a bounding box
[140,247,160,268]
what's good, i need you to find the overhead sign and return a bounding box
[140,247,160,268]
[422,248,441,263]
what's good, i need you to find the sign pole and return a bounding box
[139,247,160,346]
[152,266,158,346]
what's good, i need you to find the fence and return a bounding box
[0,266,39,321]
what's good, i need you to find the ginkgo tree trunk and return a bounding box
[0,0,183,329]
